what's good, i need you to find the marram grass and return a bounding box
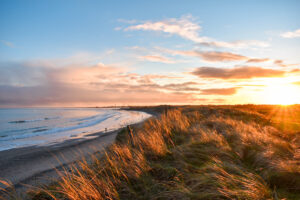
[2,106,300,200]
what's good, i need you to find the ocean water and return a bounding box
[0,108,151,151]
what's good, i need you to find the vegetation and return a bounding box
[2,105,300,199]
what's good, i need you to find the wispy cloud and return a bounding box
[273,59,299,67]
[181,51,248,62]
[158,48,249,62]
[191,66,285,79]
[139,55,175,63]
[281,28,300,38]
[117,19,138,24]
[123,15,268,49]
[114,26,122,31]
[198,40,269,49]
[246,58,270,63]
[125,15,204,43]
[153,47,276,63]
[0,40,14,48]
[155,46,300,70]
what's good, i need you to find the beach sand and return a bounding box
[0,129,119,194]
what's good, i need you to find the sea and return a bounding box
[0,108,151,151]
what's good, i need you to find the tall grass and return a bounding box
[0,180,21,200]
[3,107,300,199]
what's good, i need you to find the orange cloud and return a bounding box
[247,58,270,63]
[157,47,276,63]
[0,60,202,107]
[198,51,248,62]
[201,87,238,95]
[273,60,298,67]
[274,60,288,67]
[173,50,248,62]
[191,66,285,79]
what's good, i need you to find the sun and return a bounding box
[264,83,300,105]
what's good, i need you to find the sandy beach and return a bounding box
[0,107,153,197]
[0,129,119,193]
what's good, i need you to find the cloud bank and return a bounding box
[0,60,202,107]
[191,66,285,79]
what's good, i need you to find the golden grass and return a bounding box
[0,180,21,200]
[2,106,300,199]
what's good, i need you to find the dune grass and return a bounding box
[2,105,300,199]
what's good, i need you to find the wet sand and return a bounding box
[0,129,119,193]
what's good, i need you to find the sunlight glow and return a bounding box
[264,83,300,105]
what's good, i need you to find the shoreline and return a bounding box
[0,109,154,195]
[0,128,118,194]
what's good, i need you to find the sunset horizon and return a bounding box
[1,0,300,107]
[1,1,300,199]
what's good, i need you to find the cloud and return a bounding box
[274,60,287,67]
[289,69,300,75]
[171,50,248,62]
[0,40,14,48]
[123,15,268,49]
[90,81,201,93]
[0,59,202,106]
[160,82,200,91]
[140,55,175,63]
[117,19,138,24]
[273,59,299,67]
[155,46,276,63]
[198,40,269,49]
[194,51,248,62]
[201,87,238,95]
[114,27,122,31]
[0,60,127,86]
[0,84,195,107]
[247,58,270,63]
[281,29,300,38]
[191,66,285,79]
[125,15,204,43]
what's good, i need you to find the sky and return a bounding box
[0,0,300,107]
